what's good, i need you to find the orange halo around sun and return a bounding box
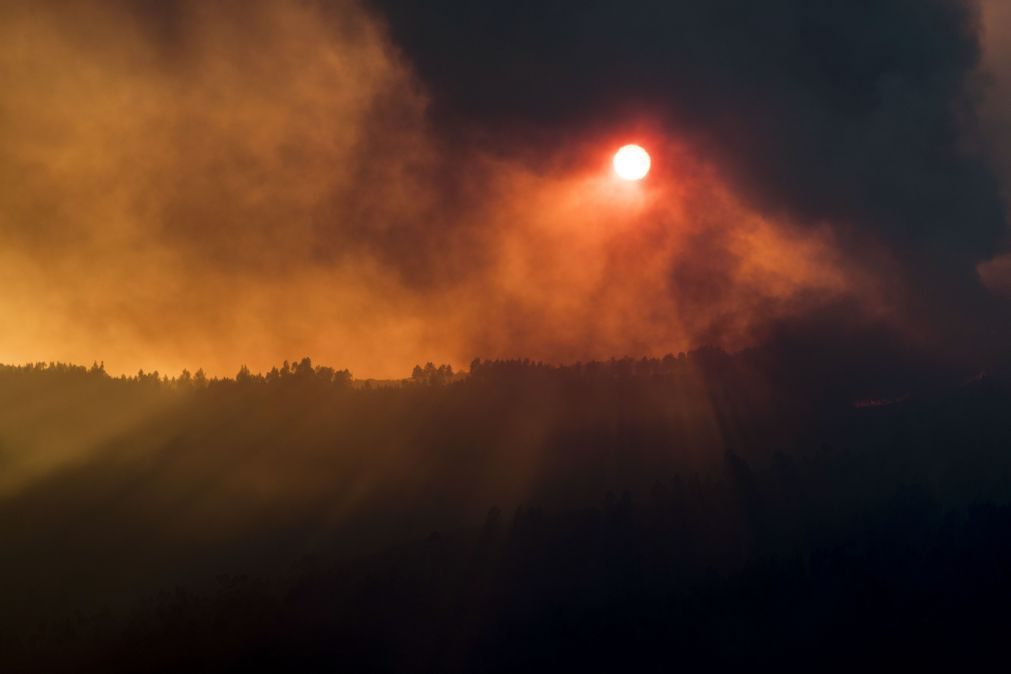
[613,144,651,181]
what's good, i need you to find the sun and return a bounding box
[613,144,651,181]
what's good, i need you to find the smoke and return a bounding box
[976,0,1011,297]
[370,0,1011,350]
[0,0,1007,378]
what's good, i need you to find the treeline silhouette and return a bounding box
[2,350,1011,671]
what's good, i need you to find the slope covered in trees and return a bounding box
[2,351,1011,671]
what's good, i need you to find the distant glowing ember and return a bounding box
[613,144,651,181]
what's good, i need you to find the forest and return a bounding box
[3,349,1011,671]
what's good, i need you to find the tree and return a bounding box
[236,365,253,384]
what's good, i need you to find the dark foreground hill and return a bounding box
[2,351,1011,671]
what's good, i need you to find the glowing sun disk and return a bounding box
[613,144,651,181]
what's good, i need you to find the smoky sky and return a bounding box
[373,0,1003,259]
[369,0,1011,359]
[1,0,1009,378]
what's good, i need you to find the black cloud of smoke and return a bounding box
[372,0,1002,254]
[369,0,1010,345]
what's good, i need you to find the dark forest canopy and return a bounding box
[3,349,1011,671]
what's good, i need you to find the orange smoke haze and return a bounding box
[0,1,890,378]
